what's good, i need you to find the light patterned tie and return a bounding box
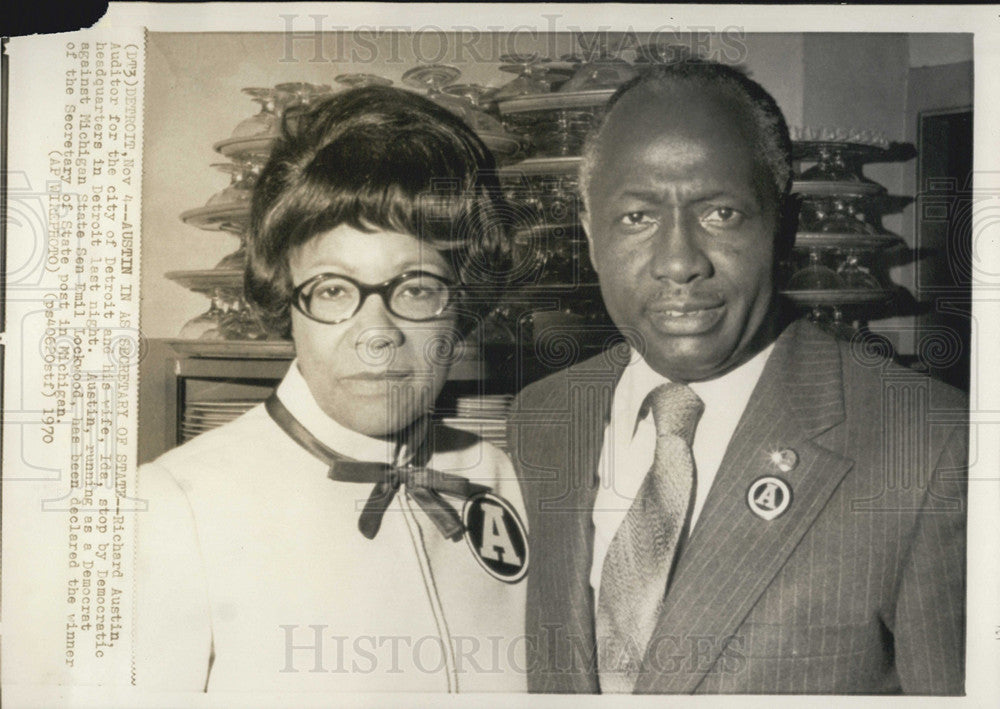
[596,382,704,693]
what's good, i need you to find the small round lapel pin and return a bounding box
[770,448,798,473]
[747,476,792,521]
[462,492,529,583]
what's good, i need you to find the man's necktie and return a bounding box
[595,382,704,693]
[265,394,489,541]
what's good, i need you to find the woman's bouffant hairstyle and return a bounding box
[246,85,514,337]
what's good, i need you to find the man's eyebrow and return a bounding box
[691,190,752,202]
[614,188,753,203]
[616,189,664,202]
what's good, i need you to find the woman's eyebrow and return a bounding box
[298,261,355,277]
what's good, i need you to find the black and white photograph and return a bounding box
[2,4,998,707]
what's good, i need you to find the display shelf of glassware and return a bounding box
[167,41,919,367]
[781,128,917,327]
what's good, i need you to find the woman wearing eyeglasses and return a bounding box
[135,87,527,693]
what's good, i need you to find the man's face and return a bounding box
[583,84,780,382]
[288,224,457,437]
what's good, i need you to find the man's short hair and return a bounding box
[579,59,793,210]
[246,85,513,337]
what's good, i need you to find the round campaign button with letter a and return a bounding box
[747,476,792,521]
[462,492,528,583]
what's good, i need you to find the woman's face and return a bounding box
[288,224,458,437]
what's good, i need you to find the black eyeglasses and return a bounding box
[291,270,460,325]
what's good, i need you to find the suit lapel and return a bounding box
[519,353,624,693]
[634,320,856,694]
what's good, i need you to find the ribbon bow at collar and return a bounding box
[332,461,489,540]
[265,394,489,541]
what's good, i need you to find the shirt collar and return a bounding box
[619,342,776,434]
[275,360,417,466]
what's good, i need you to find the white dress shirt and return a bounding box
[590,344,775,599]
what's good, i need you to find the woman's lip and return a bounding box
[338,373,418,397]
[342,371,413,381]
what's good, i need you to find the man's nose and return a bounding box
[353,293,404,351]
[649,213,713,284]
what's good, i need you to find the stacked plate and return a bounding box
[180,399,264,442]
[454,394,513,418]
[439,417,509,452]
[439,394,514,451]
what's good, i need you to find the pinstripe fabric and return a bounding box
[509,353,620,694]
[509,319,967,694]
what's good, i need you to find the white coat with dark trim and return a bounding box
[134,364,527,693]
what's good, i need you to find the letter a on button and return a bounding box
[462,493,529,583]
[747,476,792,521]
[479,501,523,566]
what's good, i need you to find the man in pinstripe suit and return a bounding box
[508,61,967,694]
